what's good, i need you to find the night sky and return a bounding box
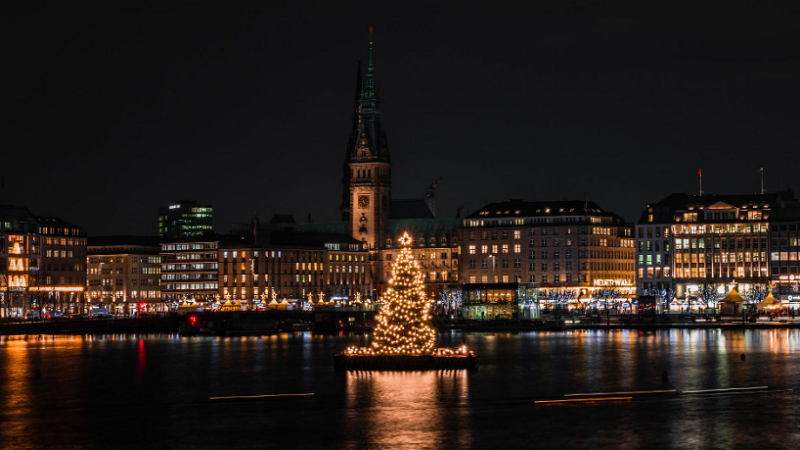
[4,2,800,236]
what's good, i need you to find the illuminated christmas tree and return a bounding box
[371,232,437,355]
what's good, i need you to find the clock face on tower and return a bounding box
[358,195,370,209]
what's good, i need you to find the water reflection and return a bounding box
[1,339,33,449]
[1,330,800,449]
[135,339,146,385]
[345,370,471,449]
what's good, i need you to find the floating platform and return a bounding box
[334,353,478,371]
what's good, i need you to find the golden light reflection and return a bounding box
[0,335,87,448]
[344,371,471,449]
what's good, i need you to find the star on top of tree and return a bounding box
[398,232,413,247]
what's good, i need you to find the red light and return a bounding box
[189,315,197,326]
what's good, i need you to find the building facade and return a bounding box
[769,205,800,303]
[378,216,460,299]
[219,245,325,303]
[636,191,799,306]
[87,237,162,314]
[221,232,370,304]
[160,239,221,303]
[37,216,87,314]
[158,200,213,239]
[459,200,635,314]
[0,206,41,318]
[0,206,86,318]
[162,232,371,309]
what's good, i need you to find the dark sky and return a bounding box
[4,2,800,235]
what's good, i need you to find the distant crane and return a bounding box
[426,177,442,217]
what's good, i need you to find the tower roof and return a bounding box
[350,27,389,162]
[364,26,376,100]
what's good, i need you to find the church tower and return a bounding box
[346,28,391,250]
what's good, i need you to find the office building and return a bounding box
[158,200,213,239]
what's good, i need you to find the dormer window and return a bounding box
[682,212,698,222]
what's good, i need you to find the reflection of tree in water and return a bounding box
[344,371,471,450]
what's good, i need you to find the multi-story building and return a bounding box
[458,200,635,319]
[220,245,325,304]
[461,200,635,288]
[160,238,222,303]
[380,213,460,299]
[0,207,86,318]
[37,216,87,314]
[87,236,162,314]
[636,191,797,303]
[158,200,213,239]
[162,231,372,309]
[282,232,371,301]
[0,206,41,318]
[769,205,800,304]
[221,228,370,304]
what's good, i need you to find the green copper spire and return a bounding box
[351,26,387,161]
[364,26,376,99]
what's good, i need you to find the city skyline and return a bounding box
[5,3,800,236]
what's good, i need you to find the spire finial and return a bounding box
[364,26,376,98]
[367,26,375,75]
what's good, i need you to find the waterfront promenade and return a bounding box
[3,310,800,335]
[454,313,800,332]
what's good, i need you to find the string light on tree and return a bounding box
[369,232,437,356]
[336,232,476,370]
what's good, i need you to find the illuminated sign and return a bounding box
[28,286,84,292]
[169,205,180,210]
[593,279,634,287]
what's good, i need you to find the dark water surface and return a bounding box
[2,329,799,450]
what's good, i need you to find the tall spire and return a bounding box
[364,26,376,99]
[353,26,386,160]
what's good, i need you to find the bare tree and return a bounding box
[699,284,720,311]
[745,286,767,304]
[438,287,462,316]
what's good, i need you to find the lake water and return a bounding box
[1,329,799,450]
